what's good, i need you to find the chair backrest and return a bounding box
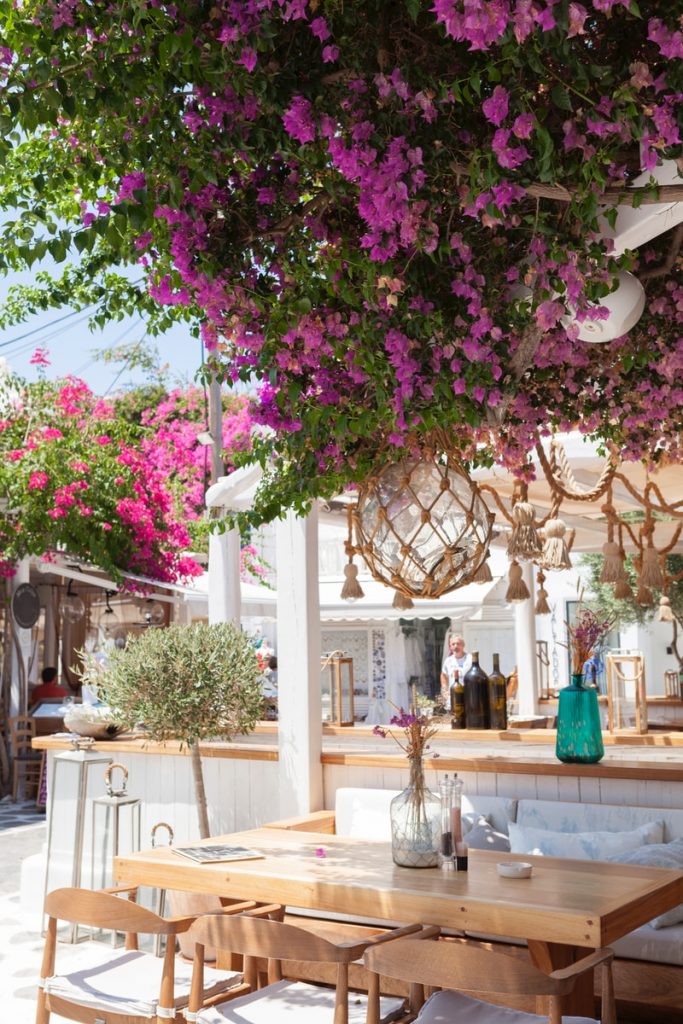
[44,887,177,935]
[9,714,36,754]
[365,938,572,998]
[189,913,364,964]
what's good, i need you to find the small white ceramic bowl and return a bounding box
[497,861,533,879]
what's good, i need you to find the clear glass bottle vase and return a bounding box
[390,758,441,868]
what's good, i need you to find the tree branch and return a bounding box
[451,162,683,207]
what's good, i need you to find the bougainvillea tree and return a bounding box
[0,362,203,582]
[0,2,681,526]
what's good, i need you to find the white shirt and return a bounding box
[441,652,472,686]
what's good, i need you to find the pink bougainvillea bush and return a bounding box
[0,2,681,525]
[0,369,203,583]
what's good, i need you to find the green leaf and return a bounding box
[550,85,573,112]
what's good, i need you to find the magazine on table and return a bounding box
[172,844,265,864]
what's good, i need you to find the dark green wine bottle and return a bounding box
[487,653,508,731]
[450,670,466,729]
[464,651,490,729]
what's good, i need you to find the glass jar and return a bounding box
[390,758,441,868]
[555,673,605,764]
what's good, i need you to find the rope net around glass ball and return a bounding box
[354,446,494,599]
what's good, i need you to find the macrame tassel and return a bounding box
[392,588,414,610]
[506,501,543,562]
[534,570,551,615]
[613,577,633,601]
[639,541,664,590]
[541,518,572,571]
[599,540,626,584]
[658,595,674,622]
[636,582,654,607]
[506,560,530,603]
[472,558,493,584]
[340,562,364,601]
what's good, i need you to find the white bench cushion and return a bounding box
[416,988,597,1024]
[508,820,664,860]
[195,979,404,1024]
[44,950,240,1018]
[334,788,516,841]
[516,799,683,843]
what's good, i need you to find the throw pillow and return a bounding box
[607,837,683,928]
[508,820,664,861]
[462,812,489,836]
[465,822,511,852]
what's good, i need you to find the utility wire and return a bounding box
[102,324,148,396]
[0,304,97,349]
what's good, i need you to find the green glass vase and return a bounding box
[555,673,605,764]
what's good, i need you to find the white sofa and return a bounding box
[270,788,683,1021]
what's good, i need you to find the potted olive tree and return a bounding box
[102,621,264,838]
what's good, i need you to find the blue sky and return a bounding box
[0,262,204,395]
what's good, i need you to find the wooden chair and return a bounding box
[36,886,267,1024]
[186,914,423,1024]
[9,713,42,802]
[363,931,617,1024]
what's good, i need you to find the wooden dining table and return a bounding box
[114,826,683,1016]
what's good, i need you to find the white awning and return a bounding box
[319,575,506,622]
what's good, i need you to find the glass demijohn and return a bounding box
[390,759,441,868]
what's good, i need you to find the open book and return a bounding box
[172,844,265,864]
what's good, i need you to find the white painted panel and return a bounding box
[462,625,516,679]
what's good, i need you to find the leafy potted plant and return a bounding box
[101,621,264,837]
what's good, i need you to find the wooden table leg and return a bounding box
[528,940,595,1018]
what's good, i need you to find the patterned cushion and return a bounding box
[607,836,683,928]
[508,820,663,861]
[196,979,405,1024]
[44,949,241,1018]
[415,988,597,1024]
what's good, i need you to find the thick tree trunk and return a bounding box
[190,741,210,839]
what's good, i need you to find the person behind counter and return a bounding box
[439,634,473,705]
[29,667,69,706]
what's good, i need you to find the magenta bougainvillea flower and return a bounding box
[0,3,680,526]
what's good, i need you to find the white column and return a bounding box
[10,558,32,716]
[276,507,323,817]
[514,562,539,716]
[208,528,241,625]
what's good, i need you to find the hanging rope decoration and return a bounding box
[353,440,494,599]
[534,570,551,615]
[472,555,493,583]
[505,560,530,603]
[506,482,543,562]
[659,596,674,622]
[392,589,414,610]
[639,522,665,591]
[340,504,365,602]
[599,490,628,584]
[540,517,573,571]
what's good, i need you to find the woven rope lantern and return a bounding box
[354,447,494,599]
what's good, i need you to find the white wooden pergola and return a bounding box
[204,436,683,816]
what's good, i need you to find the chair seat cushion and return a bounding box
[611,922,683,965]
[415,990,598,1024]
[196,979,405,1024]
[44,949,241,1018]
